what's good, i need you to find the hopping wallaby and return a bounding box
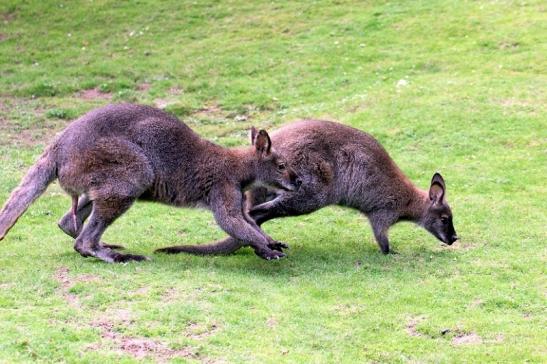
[0,104,302,263]
[161,119,458,256]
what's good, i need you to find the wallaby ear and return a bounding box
[250,127,258,146]
[429,172,445,203]
[254,129,272,156]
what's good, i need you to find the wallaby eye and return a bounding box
[278,163,286,171]
[441,216,449,224]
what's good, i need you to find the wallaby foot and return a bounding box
[253,247,285,260]
[268,240,289,252]
[74,232,146,263]
[75,244,148,263]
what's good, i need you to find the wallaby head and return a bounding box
[421,173,458,245]
[250,127,301,192]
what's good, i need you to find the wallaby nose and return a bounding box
[451,234,459,243]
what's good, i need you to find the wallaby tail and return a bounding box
[155,237,243,255]
[0,147,57,240]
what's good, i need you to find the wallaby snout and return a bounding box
[443,228,459,245]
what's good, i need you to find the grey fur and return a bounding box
[0,103,301,262]
[165,120,458,256]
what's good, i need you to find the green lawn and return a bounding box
[0,0,545,362]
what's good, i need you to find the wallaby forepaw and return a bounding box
[268,241,289,252]
[255,248,286,260]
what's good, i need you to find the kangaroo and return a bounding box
[0,104,302,263]
[160,119,458,256]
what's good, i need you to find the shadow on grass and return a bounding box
[53,236,459,282]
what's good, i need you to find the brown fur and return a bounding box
[164,120,458,256]
[0,104,301,262]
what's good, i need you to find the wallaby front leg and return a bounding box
[245,215,289,252]
[250,197,282,217]
[370,219,392,254]
[372,227,390,254]
[242,199,288,252]
[212,187,285,260]
[369,212,398,254]
[249,194,291,226]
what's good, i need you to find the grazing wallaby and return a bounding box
[0,104,302,263]
[161,119,458,256]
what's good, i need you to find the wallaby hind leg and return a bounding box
[58,195,92,238]
[74,196,148,263]
[157,187,321,256]
[155,187,276,255]
[58,194,125,250]
[60,138,153,254]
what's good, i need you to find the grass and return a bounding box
[0,0,545,362]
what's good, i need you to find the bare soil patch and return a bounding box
[446,238,479,251]
[193,104,225,119]
[405,315,426,337]
[334,303,365,316]
[499,98,533,108]
[154,98,175,109]
[54,267,81,309]
[499,41,519,49]
[452,332,483,345]
[266,317,278,328]
[185,322,219,340]
[161,287,179,302]
[2,11,16,22]
[169,87,182,95]
[0,97,66,147]
[53,267,101,309]
[76,88,112,100]
[137,83,151,92]
[0,125,61,147]
[90,320,196,361]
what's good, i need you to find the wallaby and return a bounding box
[160,119,458,256]
[0,104,302,263]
